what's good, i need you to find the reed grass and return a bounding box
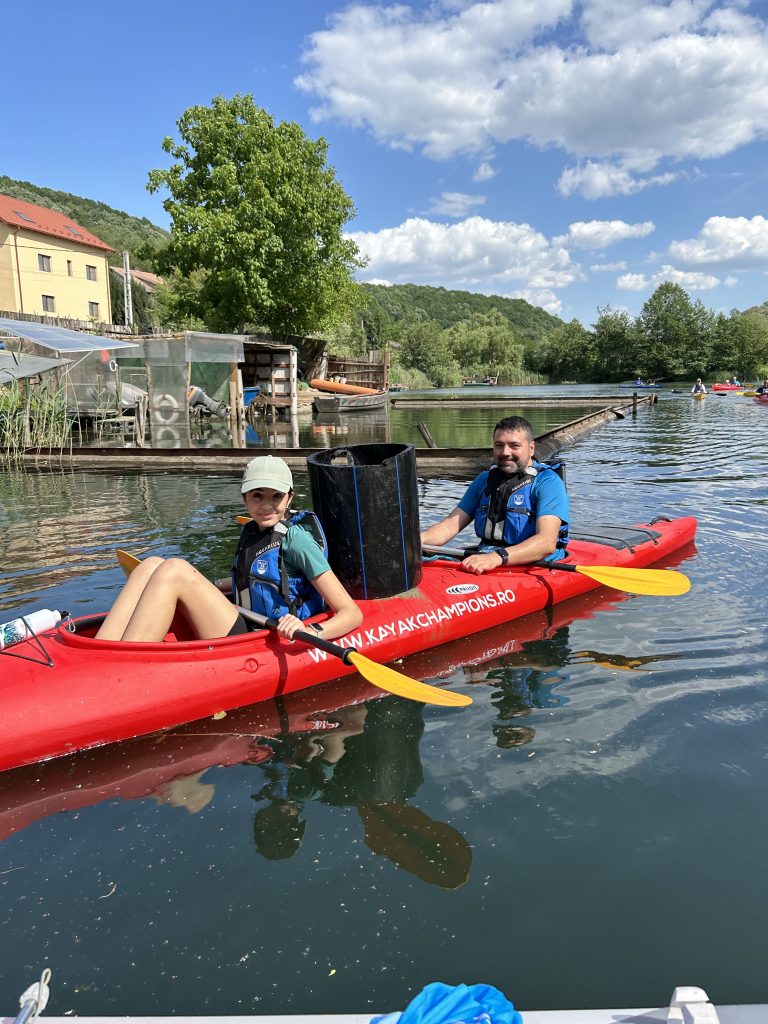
[0,380,73,466]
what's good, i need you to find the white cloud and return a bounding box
[297,0,768,173]
[617,273,649,291]
[669,215,768,269]
[618,264,722,292]
[472,162,497,182]
[590,261,627,271]
[654,264,721,289]
[559,219,655,249]
[581,0,713,50]
[557,162,678,199]
[428,191,487,217]
[347,215,582,307]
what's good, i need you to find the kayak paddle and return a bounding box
[421,544,690,596]
[115,550,471,708]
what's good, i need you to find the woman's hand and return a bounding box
[276,613,304,640]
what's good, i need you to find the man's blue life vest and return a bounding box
[474,461,568,552]
[232,510,328,620]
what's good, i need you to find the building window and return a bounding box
[38,254,51,272]
[88,301,100,318]
[42,295,56,312]
[67,260,73,277]
[86,264,97,281]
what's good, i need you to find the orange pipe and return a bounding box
[310,378,381,396]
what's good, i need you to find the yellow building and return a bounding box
[0,193,114,322]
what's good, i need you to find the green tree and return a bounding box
[712,311,768,380]
[397,318,461,386]
[443,310,524,382]
[531,319,596,382]
[592,306,636,381]
[635,282,713,378]
[147,95,365,335]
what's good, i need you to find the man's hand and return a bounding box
[461,551,505,575]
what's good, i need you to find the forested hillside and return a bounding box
[0,176,169,269]
[360,282,562,342]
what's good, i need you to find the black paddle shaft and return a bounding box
[235,605,357,664]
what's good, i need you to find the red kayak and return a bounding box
[0,516,697,774]
[754,395,768,405]
[711,382,745,391]
[0,573,692,842]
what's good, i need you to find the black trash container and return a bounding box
[307,443,422,600]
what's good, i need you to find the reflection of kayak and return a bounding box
[0,676,380,843]
[1,516,697,774]
[0,553,698,843]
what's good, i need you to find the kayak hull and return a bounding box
[0,516,697,773]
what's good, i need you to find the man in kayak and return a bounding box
[420,415,569,575]
[691,379,706,394]
[728,375,741,386]
[756,379,768,395]
[96,456,361,643]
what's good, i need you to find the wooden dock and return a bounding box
[13,396,654,478]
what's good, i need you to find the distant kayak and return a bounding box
[711,383,745,391]
[619,382,664,389]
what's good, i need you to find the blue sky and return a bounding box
[5,0,768,326]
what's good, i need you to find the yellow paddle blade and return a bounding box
[116,549,142,575]
[575,564,691,596]
[346,652,472,707]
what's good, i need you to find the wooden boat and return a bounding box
[0,516,696,774]
[312,390,389,414]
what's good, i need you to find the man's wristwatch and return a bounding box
[495,547,509,566]
[308,622,324,633]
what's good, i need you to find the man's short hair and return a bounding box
[493,415,534,441]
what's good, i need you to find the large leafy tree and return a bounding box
[591,306,637,381]
[444,310,524,383]
[147,95,365,335]
[635,282,713,378]
[397,318,461,386]
[531,319,596,381]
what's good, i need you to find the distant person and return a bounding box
[420,415,569,574]
[691,378,706,394]
[96,456,362,643]
[728,375,741,386]
[756,379,768,396]
[634,377,644,386]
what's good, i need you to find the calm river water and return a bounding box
[1,385,767,1016]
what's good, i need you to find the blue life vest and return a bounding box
[474,462,568,553]
[232,511,328,621]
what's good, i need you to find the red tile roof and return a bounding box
[0,193,114,252]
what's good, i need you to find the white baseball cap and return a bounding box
[241,456,293,494]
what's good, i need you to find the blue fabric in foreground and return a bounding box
[371,982,523,1024]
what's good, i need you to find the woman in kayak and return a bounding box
[691,378,706,394]
[96,456,362,644]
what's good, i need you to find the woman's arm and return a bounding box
[276,568,362,641]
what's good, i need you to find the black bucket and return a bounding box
[307,443,422,600]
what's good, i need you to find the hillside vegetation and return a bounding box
[0,176,169,269]
[360,282,562,343]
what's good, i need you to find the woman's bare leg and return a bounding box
[120,559,239,642]
[95,556,165,640]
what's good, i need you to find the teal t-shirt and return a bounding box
[282,524,331,582]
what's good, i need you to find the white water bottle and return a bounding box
[0,609,62,650]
